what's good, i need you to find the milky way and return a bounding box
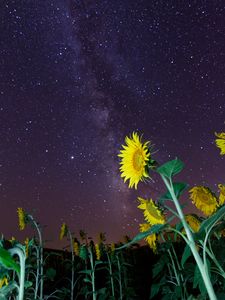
[1,1,225,248]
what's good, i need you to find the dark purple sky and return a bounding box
[1,1,225,248]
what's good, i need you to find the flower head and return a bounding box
[137,197,166,225]
[73,241,80,256]
[218,184,225,206]
[59,223,68,240]
[118,132,152,189]
[185,214,201,233]
[0,277,8,288]
[110,243,115,253]
[24,238,29,257]
[215,132,225,155]
[95,243,101,260]
[189,186,218,216]
[139,223,157,253]
[17,207,26,230]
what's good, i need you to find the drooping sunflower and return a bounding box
[215,132,225,155]
[137,197,166,225]
[185,214,201,233]
[118,132,152,189]
[110,243,115,253]
[73,241,80,256]
[218,184,225,206]
[95,243,101,260]
[17,207,26,231]
[59,223,68,240]
[139,223,157,253]
[189,186,218,216]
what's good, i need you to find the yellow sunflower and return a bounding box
[137,197,166,225]
[73,242,80,256]
[17,207,26,230]
[95,243,101,260]
[139,223,157,253]
[24,238,29,257]
[218,184,225,206]
[185,214,201,233]
[189,186,218,216]
[118,132,151,189]
[215,132,225,155]
[59,223,68,240]
[0,277,8,288]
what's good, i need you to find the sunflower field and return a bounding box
[1,132,225,299]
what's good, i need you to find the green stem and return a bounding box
[9,246,26,300]
[106,252,115,297]
[28,215,44,299]
[116,254,123,300]
[68,230,75,300]
[161,175,217,300]
[88,247,96,300]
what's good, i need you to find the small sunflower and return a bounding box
[59,223,68,240]
[215,132,225,155]
[185,214,201,233]
[139,223,157,253]
[218,184,225,206]
[24,238,29,257]
[137,197,166,225]
[73,242,80,256]
[0,277,8,288]
[118,132,152,189]
[95,243,101,260]
[110,243,115,253]
[189,186,218,216]
[17,207,26,230]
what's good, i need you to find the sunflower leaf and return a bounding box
[0,247,20,275]
[115,224,167,250]
[160,182,188,202]
[181,244,191,267]
[157,158,184,179]
[198,205,225,235]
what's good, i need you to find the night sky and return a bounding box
[1,1,225,249]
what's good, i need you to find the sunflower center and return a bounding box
[132,149,144,171]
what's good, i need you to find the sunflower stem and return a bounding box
[161,175,217,300]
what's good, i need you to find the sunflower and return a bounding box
[185,214,201,233]
[95,243,101,260]
[73,241,80,256]
[118,132,151,189]
[59,223,68,240]
[0,277,8,288]
[17,207,26,230]
[137,197,166,225]
[218,184,225,206]
[110,243,115,253]
[215,132,225,155]
[24,238,29,257]
[189,186,218,216]
[139,223,157,253]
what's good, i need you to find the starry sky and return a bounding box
[1,1,225,249]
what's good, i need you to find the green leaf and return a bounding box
[198,205,225,235]
[150,283,161,298]
[181,244,191,267]
[46,267,56,281]
[160,182,188,202]
[157,158,184,179]
[116,224,167,250]
[79,269,92,276]
[0,247,20,274]
[83,277,92,284]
